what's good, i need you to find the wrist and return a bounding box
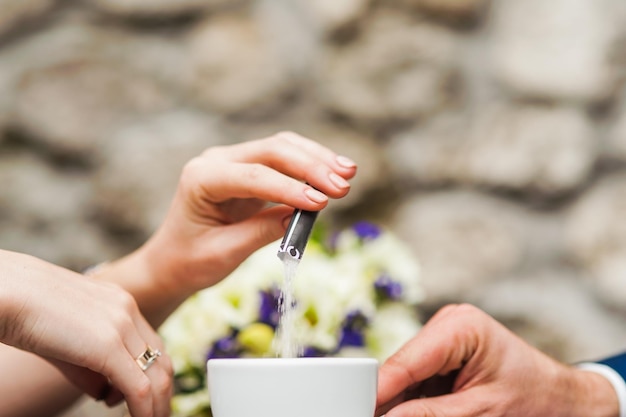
[0,250,34,347]
[563,365,621,417]
[97,246,188,327]
[577,363,625,417]
[0,255,13,343]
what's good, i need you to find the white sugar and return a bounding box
[273,255,302,358]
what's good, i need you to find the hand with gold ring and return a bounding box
[135,345,162,371]
[0,133,356,416]
[0,250,174,417]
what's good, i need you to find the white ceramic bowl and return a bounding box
[207,357,378,417]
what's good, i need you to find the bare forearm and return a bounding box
[0,344,81,417]
[0,252,79,416]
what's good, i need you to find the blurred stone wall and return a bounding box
[2,0,626,406]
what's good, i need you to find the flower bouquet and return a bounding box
[159,221,424,417]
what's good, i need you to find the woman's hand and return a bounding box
[106,132,357,324]
[0,132,355,416]
[0,250,173,417]
[376,304,619,417]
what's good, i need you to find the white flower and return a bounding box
[365,303,422,361]
[171,390,210,417]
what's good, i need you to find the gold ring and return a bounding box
[135,345,161,371]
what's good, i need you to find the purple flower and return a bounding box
[374,274,403,302]
[259,288,281,328]
[339,310,369,348]
[302,346,330,357]
[328,231,340,253]
[207,333,241,359]
[353,221,381,241]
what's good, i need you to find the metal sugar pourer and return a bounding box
[277,208,318,261]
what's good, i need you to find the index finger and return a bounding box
[376,304,484,409]
[269,131,357,179]
[215,132,357,192]
[184,136,356,211]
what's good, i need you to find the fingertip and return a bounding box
[336,155,357,169]
[329,172,351,190]
[304,187,329,205]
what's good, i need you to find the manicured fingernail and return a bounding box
[304,187,328,204]
[329,172,350,189]
[336,155,356,168]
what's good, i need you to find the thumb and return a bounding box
[376,304,506,416]
[377,305,475,407]
[207,205,294,264]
